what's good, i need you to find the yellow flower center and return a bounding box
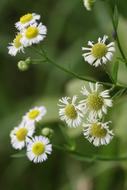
[16,128,28,141]
[65,104,77,119]
[20,13,33,24]
[91,43,107,58]
[90,123,107,138]
[14,34,22,48]
[32,142,45,156]
[28,110,40,120]
[87,92,103,111]
[25,26,39,39]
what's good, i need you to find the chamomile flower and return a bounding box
[83,0,95,11]
[8,33,24,56]
[15,13,40,30]
[23,106,47,124]
[80,82,112,118]
[83,116,114,146]
[21,22,47,47]
[82,35,115,67]
[58,96,84,128]
[26,136,52,163]
[10,121,35,150]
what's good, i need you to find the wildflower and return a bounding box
[21,23,47,47]
[83,116,114,146]
[10,121,35,150]
[23,106,47,124]
[80,82,112,118]
[82,35,115,67]
[8,33,24,56]
[15,13,40,30]
[26,136,52,163]
[83,0,95,11]
[58,96,84,128]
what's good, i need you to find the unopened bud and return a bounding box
[17,57,31,71]
[41,127,54,138]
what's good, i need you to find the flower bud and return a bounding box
[41,127,54,138]
[17,57,31,71]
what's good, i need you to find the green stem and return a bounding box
[42,52,127,89]
[53,144,127,162]
[33,47,127,89]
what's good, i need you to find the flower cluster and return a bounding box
[10,106,52,163]
[58,82,114,147]
[8,13,47,56]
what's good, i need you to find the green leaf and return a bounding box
[112,61,119,83]
[113,5,119,29]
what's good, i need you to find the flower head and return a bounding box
[8,33,24,56]
[26,136,52,163]
[83,0,95,11]
[15,13,40,30]
[83,116,114,146]
[23,106,47,124]
[21,23,47,47]
[82,35,115,67]
[80,82,112,118]
[10,121,35,150]
[58,96,84,128]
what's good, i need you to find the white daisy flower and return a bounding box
[21,22,47,47]
[83,0,95,11]
[83,116,114,146]
[80,82,112,118]
[58,96,84,128]
[8,33,24,56]
[15,13,40,30]
[82,35,115,67]
[23,106,47,124]
[26,136,52,163]
[10,121,35,150]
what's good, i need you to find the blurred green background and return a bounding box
[1,0,127,189]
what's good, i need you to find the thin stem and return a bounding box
[41,51,127,89]
[53,144,127,162]
[33,47,127,89]
[37,49,113,87]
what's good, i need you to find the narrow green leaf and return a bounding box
[113,5,119,29]
[112,88,126,99]
[112,61,119,83]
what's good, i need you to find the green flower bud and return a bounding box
[41,128,54,138]
[17,57,31,71]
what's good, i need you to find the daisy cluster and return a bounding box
[8,13,47,56]
[58,82,114,147]
[10,106,52,163]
